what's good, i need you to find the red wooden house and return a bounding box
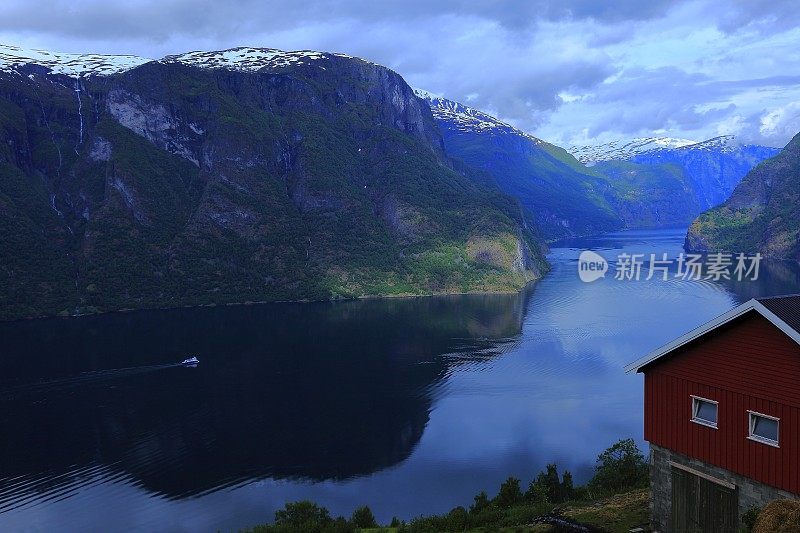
[625,295,800,532]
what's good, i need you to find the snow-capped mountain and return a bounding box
[0,42,545,320]
[569,136,699,163]
[0,43,151,76]
[568,135,769,164]
[413,88,544,144]
[161,47,366,71]
[0,43,365,78]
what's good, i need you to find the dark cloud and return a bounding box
[0,0,681,41]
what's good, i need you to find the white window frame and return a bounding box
[691,395,718,429]
[747,411,779,448]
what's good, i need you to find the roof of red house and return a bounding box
[757,294,800,333]
[624,294,800,373]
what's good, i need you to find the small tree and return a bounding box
[470,491,491,514]
[561,470,574,501]
[274,500,332,530]
[588,439,648,495]
[494,477,523,508]
[444,506,469,531]
[531,464,563,503]
[524,480,549,504]
[351,505,378,529]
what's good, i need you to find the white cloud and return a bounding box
[759,102,800,141]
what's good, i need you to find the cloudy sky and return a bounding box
[2,0,799,148]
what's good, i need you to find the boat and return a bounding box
[181,356,199,366]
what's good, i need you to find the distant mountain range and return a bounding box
[416,91,778,240]
[0,44,546,320]
[687,133,800,260]
[572,135,780,210]
[570,136,699,163]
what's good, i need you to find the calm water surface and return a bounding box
[1,228,799,531]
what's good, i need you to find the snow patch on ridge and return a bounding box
[414,88,544,144]
[0,43,151,76]
[569,135,749,163]
[0,43,366,78]
[161,47,357,72]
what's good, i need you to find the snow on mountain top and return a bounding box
[161,47,357,71]
[414,88,543,143]
[412,88,443,100]
[686,135,738,151]
[569,136,705,163]
[0,43,151,77]
[0,43,365,78]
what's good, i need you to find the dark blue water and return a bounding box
[0,228,798,531]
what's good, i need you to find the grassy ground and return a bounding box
[559,489,650,532]
[359,489,649,532]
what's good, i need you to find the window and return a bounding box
[691,396,718,428]
[748,411,779,447]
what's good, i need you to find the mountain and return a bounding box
[415,90,621,240]
[569,136,698,163]
[0,44,546,320]
[686,133,800,260]
[571,135,779,210]
[416,91,711,239]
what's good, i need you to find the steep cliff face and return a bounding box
[0,46,545,319]
[686,133,800,260]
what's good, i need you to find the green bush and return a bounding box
[527,464,574,503]
[350,505,377,529]
[470,491,491,514]
[253,500,355,533]
[494,477,523,508]
[588,439,649,496]
[742,506,761,531]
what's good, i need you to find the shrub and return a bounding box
[494,477,523,508]
[350,505,377,529]
[528,464,574,503]
[267,501,355,533]
[444,506,469,531]
[588,439,648,496]
[742,506,761,532]
[561,471,574,501]
[274,500,332,529]
[470,491,491,514]
[524,481,549,504]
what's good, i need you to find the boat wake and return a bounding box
[0,361,193,400]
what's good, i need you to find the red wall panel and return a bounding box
[644,312,800,494]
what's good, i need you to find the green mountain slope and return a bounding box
[591,160,700,228]
[0,47,546,320]
[416,92,706,240]
[686,132,800,259]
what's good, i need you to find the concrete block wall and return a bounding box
[650,444,798,532]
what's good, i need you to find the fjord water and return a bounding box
[1,228,798,531]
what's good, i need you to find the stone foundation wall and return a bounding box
[650,444,798,532]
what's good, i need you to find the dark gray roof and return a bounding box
[757,294,800,335]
